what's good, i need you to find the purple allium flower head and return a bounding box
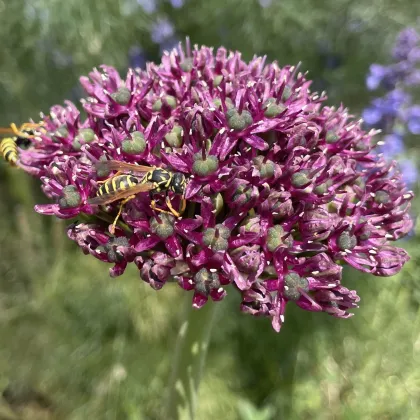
[19,41,414,332]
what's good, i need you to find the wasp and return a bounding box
[0,122,43,166]
[88,160,187,233]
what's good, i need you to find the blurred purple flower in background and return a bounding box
[137,0,156,14]
[151,18,175,44]
[363,27,420,187]
[169,0,184,8]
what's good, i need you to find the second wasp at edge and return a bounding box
[0,122,43,167]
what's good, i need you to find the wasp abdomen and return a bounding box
[98,175,140,196]
[0,138,18,166]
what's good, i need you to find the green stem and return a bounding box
[165,295,219,420]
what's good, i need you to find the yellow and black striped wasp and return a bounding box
[0,122,43,166]
[88,160,187,233]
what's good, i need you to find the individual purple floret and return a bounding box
[18,41,413,332]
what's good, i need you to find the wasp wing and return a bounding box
[95,160,155,175]
[88,182,155,205]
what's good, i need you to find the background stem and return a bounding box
[165,296,219,420]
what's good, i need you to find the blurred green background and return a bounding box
[1,0,420,418]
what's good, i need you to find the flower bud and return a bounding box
[59,185,81,209]
[283,272,309,301]
[194,268,220,296]
[267,225,292,252]
[263,98,286,118]
[192,153,219,176]
[73,128,95,150]
[111,86,131,105]
[164,125,183,147]
[122,131,146,154]
[203,224,230,252]
[230,245,261,274]
[338,230,357,251]
[226,108,253,131]
[374,190,390,204]
[150,214,175,239]
[291,171,310,188]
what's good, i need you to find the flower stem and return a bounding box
[165,296,219,420]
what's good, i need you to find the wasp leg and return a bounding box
[11,123,40,138]
[96,171,123,184]
[110,195,135,234]
[166,195,186,218]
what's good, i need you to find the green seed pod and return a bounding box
[165,125,183,147]
[60,185,81,208]
[291,171,310,188]
[326,130,339,144]
[180,58,193,72]
[152,99,163,111]
[165,95,177,109]
[213,75,223,87]
[194,268,220,295]
[150,214,175,239]
[260,161,275,178]
[283,272,309,301]
[263,98,286,118]
[55,125,69,138]
[226,108,239,119]
[281,85,292,101]
[374,190,390,204]
[267,225,286,252]
[192,153,219,176]
[110,86,131,105]
[210,193,224,215]
[264,103,286,118]
[314,182,328,195]
[75,128,95,144]
[96,155,111,178]
[122,131,146,154]
[338,230,357,251]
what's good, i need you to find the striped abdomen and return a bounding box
[97,175,140,196]
[0,138,18,166]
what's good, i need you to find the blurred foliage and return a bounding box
[1,0,420,418]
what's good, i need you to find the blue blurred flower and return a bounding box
[380,133,404,158]
[406,105,420,134]
[170,0,184,8]
[137,0,156,14]
[151,18,175,44]
[400,159,418,186]
[129,46,147,69]
[366,64,387,90]
[393,27,420,61]
[259,0,272,7]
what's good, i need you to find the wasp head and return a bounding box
[171,173,187,194]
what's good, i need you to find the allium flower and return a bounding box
[18,41,413,332]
